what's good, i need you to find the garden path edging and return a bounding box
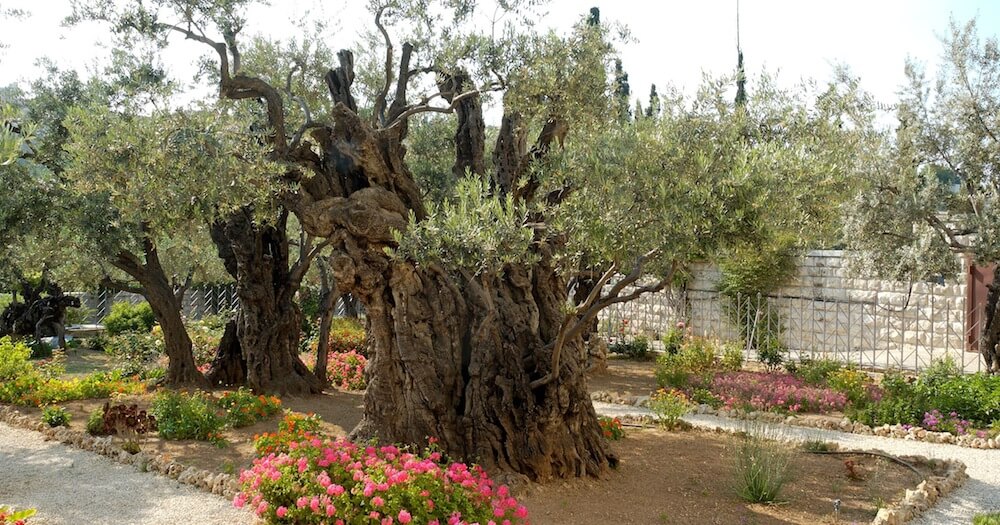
[591,390,1000,450]
[0,404,242,500]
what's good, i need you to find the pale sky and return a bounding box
[2,0,1000,114]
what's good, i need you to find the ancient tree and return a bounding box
[844,18,1000,372]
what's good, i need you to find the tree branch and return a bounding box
[372,5,394,127]
[100,275,144,296]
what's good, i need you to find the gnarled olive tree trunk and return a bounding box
[210,209,322,395]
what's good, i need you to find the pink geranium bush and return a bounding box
[236,436,529,525]
[705,371,847,414]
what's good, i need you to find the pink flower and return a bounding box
[398,509,412,523]
[372,496,385,507]
[275,506,287,518]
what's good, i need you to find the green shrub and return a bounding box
[104,331,163,377]
[661,325,685,355]
[103,301,156,335]
[598,416,626,440]
[756,337,785,371]
[791,358,842,385]
[216,388,282,428]
[86,408,104,435]
[690,387,723,408]
[609,336,650,359]
[41,405,70,427]
[677,337,717,372]
[149,390,225,444]
[654,353,690,389]
[732,421,791,503]
[974,513,1000,525]
[649,388,691,428]
[828,367,870,406]
[29,341,53,359]
[801,439,836,452]
[0,337,33,381]
[720,342,744,371]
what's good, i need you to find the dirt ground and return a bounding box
[520,427,935,525]
[588,357,660,395]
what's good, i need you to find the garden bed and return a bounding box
[521,427,956,525]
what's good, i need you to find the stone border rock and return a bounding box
[606,412,968,525]
[591,390,1000,449]
[0,405,241,500]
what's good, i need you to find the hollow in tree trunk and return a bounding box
[206,319,246,387]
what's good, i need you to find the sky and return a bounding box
[2,0,1000,114]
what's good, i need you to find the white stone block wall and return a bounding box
[598,250,986,373]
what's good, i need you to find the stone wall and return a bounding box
[599,250,986,373]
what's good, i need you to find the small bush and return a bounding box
[678,337,717,372]
[104,332,163,377]
[41,406,70,427]
[654,353,690,389]
[0,337,33,381]
[88,403,158,436]
[599,416,625,440]
[974,513,1000,525]
[756,338,785,371]
[690,387,723,408]
[0,505,36,524]
[801,439,836,452]
[828,367,869,405]
[732,421,791,503]
[609,336,650,359]
[720,342,744,371]
[103,301,156,335]
[217,388,282,428]
[326,350,368,390]
[649,388,691,428]
[791,358,842,385]
[661,325,685,355]
[150,390,225,444]
[253,412,325,457]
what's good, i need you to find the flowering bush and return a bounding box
[599,416,625,440]
[0,506,35,525]
[707,371,847,414]
[310,325,367,357]
[922,410,973,435]
[41,406,71,427]
[327,351,368,391]
[236,437,529,525]
[218,388,283,428]
[0,337,34,381]
[649,388,691,428]
[254,412,326,457]
[0,370,146,407]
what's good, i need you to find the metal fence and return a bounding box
[599,287,988,374]
[72,285,362,325]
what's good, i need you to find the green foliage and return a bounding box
[801,439,836,453]
[253,412,325,457]
[732,421,791,503]
[104,331,163,376]
[756,338,786,372]
[974,513,1000,525]
[389,178,539,274]
[690,387,723,408]
[609,336,649,360]
[655,337,719,389]
[828,368,869,406]
[0,337,33,381]
[103,301,156,335]
[649,388,691,429]
[86,408,104,435]
[661,325,685,355]
[791,358,843,385]
[598,416,626,441]
[844,19,1000,279]
[0,505,36,524]
[41,405,71,427]
[149,390,225,445]
[216,388,282,428]
[720,342,745,371]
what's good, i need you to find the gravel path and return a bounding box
[0,422,255,525]
[594,401,1000,523]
